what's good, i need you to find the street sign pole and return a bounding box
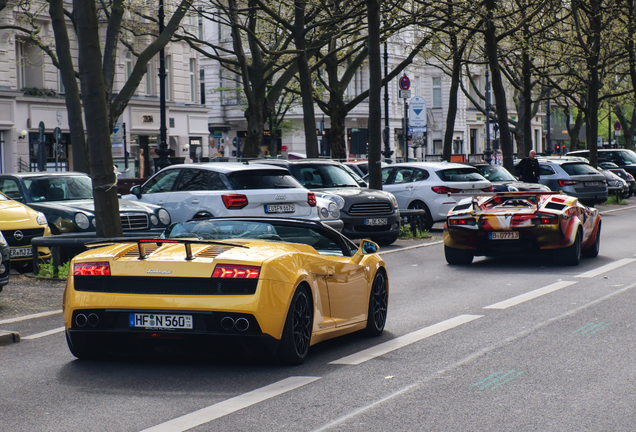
[399,75,410,161]
[53,127,61,172]
[38,121,46,171]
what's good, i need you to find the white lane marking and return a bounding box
[311,383,419,432]
[484,281,577,310]
[0,310,62,325]
[22,327,65,340]
[575,258,636,278]
[139,376,320,432]
[329,314,483,365]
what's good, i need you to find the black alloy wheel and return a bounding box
[278,287,313,365]
[560,230,582,266]
[365,271,388,336]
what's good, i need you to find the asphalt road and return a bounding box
[2,201,636,431]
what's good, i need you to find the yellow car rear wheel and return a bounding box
[277,286,312,365]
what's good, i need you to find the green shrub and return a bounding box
[36,261,71,279]
[399,224,430,239]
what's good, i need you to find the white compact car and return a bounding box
[380,162,492,229]
[122,162,343,231]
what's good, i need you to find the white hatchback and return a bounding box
[122,163,342,229]
[380,162,492,229]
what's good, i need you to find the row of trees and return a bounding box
[2,0,636,235]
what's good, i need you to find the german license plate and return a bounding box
[10,247,32,258]
[585,182,599,187]
[129,313,193,329]
[490,231,520,240]
[265,204,295,213]
[365,218,388,226]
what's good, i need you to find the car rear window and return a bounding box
[226,169,302,190]
[560,163,600,176]
[436,168,485,182]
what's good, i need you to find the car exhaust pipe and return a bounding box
[87,313,100,327]
[235,317,249,332]
[221,316,235,331]
[75,313,87,327]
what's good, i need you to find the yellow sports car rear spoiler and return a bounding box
[86,238,248,260]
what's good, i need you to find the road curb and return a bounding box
[0,330,21,346]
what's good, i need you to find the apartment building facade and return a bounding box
[0,3,209,177]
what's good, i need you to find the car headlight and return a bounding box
[74,213,90,230]
[36,212,47,226]
[507,185,519,192]
[314,193,345,210]
[150,214,159,225]
[320,207,330,219]
[387,193,398,208]
[328,202,340,218]
[158,209,171,225]
[0,231,7,247]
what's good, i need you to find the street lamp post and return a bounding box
[484,68,493,165]
[156,0,171,171]
[381,41,393,161]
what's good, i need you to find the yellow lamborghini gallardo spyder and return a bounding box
[63,218,388,364]
[0,192,51,272]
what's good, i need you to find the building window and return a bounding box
[453,140,463,154]
[200,69,205,105]
[189,58,197,103]
[125,51,133,82]
[414,75,420,96]
[470,129,477,154]
[432,77,442,108]
[165,55,172,101]
[58,69,65,94]
[146,58,156,96]
[433,139,443,155]
[198,7,203,39]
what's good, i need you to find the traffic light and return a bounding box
[555,144,561,153]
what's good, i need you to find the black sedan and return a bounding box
[473,163,551,192]
[0,172,171,235]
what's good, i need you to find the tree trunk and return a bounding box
[484,0,514,172]
[74,0,122,237]
[294,0,319,159]
[443,34,461,162]
[367,0,382,190]
[521,44,532,156]
[49,0,89,174]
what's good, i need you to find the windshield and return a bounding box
[476,165,517,181]
[23,175,93,202]
[616,150,636,165]
[226,170,303,190]
[0,193,8,201]
[289,164,360,189]
[162,220,348,256]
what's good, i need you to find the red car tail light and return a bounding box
[212,264,260,279]
[449,218,476,226]
[558,179,579,186]
[432,186,461,194]
[74,262,111,276]
[540,217,558,225]
[307,192,317,207]
[482,185,494,192]
[222,194,249,209]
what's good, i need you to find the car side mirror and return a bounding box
[352,239,379,264]
[130,185,142,199]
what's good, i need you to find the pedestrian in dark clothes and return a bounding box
[518,150,540,183]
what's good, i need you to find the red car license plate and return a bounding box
[490,231,519,240]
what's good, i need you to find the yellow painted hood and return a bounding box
[0,200,43,230]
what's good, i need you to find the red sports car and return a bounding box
[443,191,601,265]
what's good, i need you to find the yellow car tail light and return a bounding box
[449,218,476,226]
[212,264,260,279]
[74,262,111,276]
